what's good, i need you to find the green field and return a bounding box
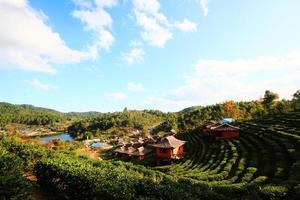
[156,111,300,199]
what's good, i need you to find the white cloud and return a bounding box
[129,40,143,47]
[95,0,118,7]
[134,8,172,48]
[72,0,93,8]
[174,19,197,32]
[121,48,145,65]
[0,0,89,74]
[133,0,197,47]
[145,51,300,111]
[73,8,112,31]
[105,92,128,101]
[26,79,58,91]
[72,0,117,59]
[127,82,144,91]
[73,0,117,8]
[199,0,209,16]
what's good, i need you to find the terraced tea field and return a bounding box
[155,112,300,198]
[1,112,300,199]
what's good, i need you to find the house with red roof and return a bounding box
[209,123,240,141]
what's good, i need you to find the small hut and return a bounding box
[131,146,153,160]
[152,136,186,161]
[201,121,218,132]
[210,123,240,141]
[114,146,135,158]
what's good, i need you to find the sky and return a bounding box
[0,0,300,112]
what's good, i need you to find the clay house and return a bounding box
[116,141,126,147]
[144,136,156,145]
[209,123,240,141]
[114,135,187,163]
[114,144,153,160]
[131,146,153,160]
[114,146,135,158]
[201,121,218,132]
[152,136,186,163]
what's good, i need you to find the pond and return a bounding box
[40,133,74,142]
[90,142,104,148]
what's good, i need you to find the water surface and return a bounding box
[41,133,74,142]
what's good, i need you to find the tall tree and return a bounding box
[221,100,240,119]
[291,90,300,111]
[262,90,279,112]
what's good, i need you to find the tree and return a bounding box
[262,90,279,112]
[292,90,300,111]
[221,101,240,119]
[165,113,178,131]
[274,99,290,114]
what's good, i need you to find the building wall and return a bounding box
[132,155,144,160]
[173,146,184,156]
[173,146,179,155]
[156,146,184,158]
[215,130,239,140]
[156,148,173,158]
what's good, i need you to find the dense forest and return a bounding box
[0,90,296,138]
[67,90,300,138]
[67,109,166,139]
[0,103,66,127]
[1,90,300,138]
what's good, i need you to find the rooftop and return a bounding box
[211,123,240,131]
[152,136,186,149]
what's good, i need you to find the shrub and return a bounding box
[0,146,29,199]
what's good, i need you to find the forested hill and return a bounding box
[0,102,65,126]
[67,109,167,139]
[66,111,103,118]
[1,90,299,134]
[177,90,300,130]
[0,102,168,136]
[0,103,107,127]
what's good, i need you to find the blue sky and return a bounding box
[0,0,299,112]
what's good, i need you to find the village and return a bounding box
[109,118,240,164]
[1,118,240,165]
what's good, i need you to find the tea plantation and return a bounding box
[1,112,300,199]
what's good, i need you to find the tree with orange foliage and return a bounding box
[221,100,240,119]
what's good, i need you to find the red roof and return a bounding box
[114,146,135,154]
[210,123,240,131]
[152,136,186,149]
[202,121,219,129]
[131,146,153,156]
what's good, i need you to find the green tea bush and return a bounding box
[0,146,29,199]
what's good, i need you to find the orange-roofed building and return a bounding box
[210,123,240,141]
[152,136,186,160]
[131,146,153,160]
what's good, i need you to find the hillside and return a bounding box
[1,111,300,199]
[0,102,66,126]
[67,110,167,140]
[155,111,300,199]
